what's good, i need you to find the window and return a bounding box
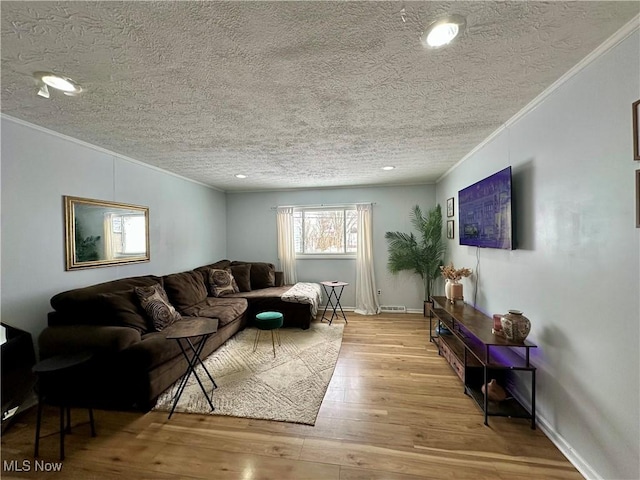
[111,214,146,256]
[293,207,357,255]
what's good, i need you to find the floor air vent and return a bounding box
[380,305,407,313]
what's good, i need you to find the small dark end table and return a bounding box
[320,281,349,325]
[33,351,96,461]
[164,318,219,419]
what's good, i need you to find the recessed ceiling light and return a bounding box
[235,174,248,179]
[33,71,83,96]
[421,14,466,48]
[382,166,395,171]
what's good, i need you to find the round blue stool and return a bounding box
[254,311,283,357]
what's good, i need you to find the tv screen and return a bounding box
[458,166,513,250]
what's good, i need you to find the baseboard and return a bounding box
[319,307,423,314]
[331,306,602,478]
[510,390,601,480]
[320,305,354,312]
[534,412,601,480]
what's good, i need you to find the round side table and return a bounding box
[33,351,96,460]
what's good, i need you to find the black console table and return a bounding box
[1,323,36,433]
[429,296,537,429]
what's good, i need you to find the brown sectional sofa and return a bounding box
[38,260,314,410]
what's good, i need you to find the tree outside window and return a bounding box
[294,208,357,255]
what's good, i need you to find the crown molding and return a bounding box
[1,114,223,192]
[437,14,640,183]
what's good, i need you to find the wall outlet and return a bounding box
[377,289,381,295]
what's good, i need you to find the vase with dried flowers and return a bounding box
[440,263,472,302]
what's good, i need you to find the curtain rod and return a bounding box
[270,202,376,210]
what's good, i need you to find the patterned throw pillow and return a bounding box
[134,284,181,331]
[208,268,239,297]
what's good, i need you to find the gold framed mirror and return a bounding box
[64,196,150,270]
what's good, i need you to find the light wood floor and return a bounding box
[1,313,582,479]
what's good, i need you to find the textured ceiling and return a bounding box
[1,2,638,191]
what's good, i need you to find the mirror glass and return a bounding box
[64,196,150,270]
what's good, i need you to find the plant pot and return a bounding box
[423,300,434,318]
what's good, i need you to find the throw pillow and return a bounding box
[230,261,276,289]
[248,262,276,289]
[230,264,251,292]
[134,284,181,331]
[162,270,208,312]
[207,268,239,297]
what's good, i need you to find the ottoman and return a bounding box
[253,311,283,357]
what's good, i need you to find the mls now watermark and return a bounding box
[4,459,63,472]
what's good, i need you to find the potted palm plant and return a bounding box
[385,204,446,315]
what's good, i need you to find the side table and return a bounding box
[320,281,349,325]
[164,318,219,419]
[33,351,96,461]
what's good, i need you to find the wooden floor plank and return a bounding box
[150,444,340,480]
[299,437,502,479]
[339,465,433,480]
[136,421,305,459]
[1,313,582,479]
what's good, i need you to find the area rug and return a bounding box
[153,321,344,425]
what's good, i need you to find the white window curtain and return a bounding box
[354,204,380,315]
[276,207,297,285]
[103,213,114,259]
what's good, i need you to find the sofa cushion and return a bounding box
[180,297,248,327]
[231,261,275,289]
[226,286,312,329]
[207,268,239,297]
[97,290,150,333]
[230,264,251,292]
[162,270,208,312]
[128,330,186,371]
[39,325,141,359]
[50,275,163,326]
[135,284,181,331]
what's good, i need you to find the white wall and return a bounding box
[436,32,640,480]
[226,185,435,311]
[1,117,227,342]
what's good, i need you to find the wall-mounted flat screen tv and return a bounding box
[458,166,514,250]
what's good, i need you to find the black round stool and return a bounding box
[33,352,96,460]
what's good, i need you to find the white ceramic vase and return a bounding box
[445,279,453,300]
